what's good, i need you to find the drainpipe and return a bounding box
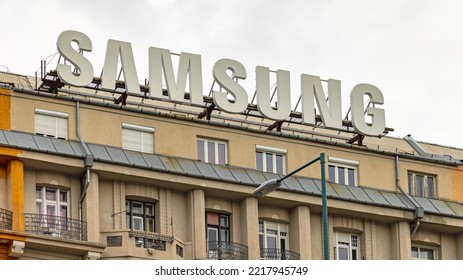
[76,101,94,225]
[395,155,424,238]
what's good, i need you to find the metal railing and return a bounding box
[24,213,87,241]
[260,248,300,260]
[0,208,12,230]
[208,241,249,260]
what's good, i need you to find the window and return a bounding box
[328,157,358,187]
[408,172,436,198]
[35,109,68,139]
[197,138,227,164]
[335,232,360,260]
[411,245,436,260]
[256,145,286,174]
[206,212,229,244]
[259,221,289,259]
[122,123,154,153]
[35,186,69,234]
[206,212,231,260]
[125,199,156,248]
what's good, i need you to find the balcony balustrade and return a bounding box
[0,208,12,230]
[208,241,248,260]
[24,213,87,241]
[260,248,300,260]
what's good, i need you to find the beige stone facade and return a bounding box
[1,70,463,260]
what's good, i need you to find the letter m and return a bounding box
[149,47,203,105]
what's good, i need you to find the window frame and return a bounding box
[122,123,155,153]
[34,109,69,140]
[328,157,359,187]
[411,244,437,260]
[206,212,230,243]
[258,220,289,252]
[125,199,159,249]
[255,145,287,174]
[35,186,69,231]
[197,138,228,165]
[125,199,156,233]
[408,171,437,198]
[334,232,360,260]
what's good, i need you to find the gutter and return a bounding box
[395,155,424,238]
[0,82,14,89]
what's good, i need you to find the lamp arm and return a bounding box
[277,156,321,183]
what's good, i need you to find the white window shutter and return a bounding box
[56,117,68,139]
[35,110,69,139]
[122,124,154,153]
[142,131,153,153]
[123,128,142,152]
[35,114,55,136]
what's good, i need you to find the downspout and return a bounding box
[76,101,94,225]
[395,155,423,238]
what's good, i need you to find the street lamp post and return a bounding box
[253,152,330,260]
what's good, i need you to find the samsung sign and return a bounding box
[56,30,386,137]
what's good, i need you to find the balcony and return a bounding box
[260,248,300,260]
[208,241,248,260]
[128,230,174,251]
[24,213,87,241]
[0,208,12,230]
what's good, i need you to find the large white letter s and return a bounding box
[56,30,94,87]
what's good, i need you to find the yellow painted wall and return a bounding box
[0,88,11,130]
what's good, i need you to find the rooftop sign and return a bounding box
[56,30,386,137]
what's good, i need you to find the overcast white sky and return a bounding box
[2,0,463,149]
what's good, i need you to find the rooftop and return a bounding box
[1,70,462,163]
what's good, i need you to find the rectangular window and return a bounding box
[259,220,289,260]
[122,123,154,153]
[36,186,69,236]
[206,212,230,243]
[197,138,227,164]
[125,200,155,232]
[206,212,231,259]
[408,172,436,198]
[35,109,69,139]
[126,199,157,248]
[335,232,360,260]
[328,157,358,187]
[411,245,436,260]
[256,145,286,174]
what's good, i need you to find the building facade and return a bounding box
[1,69,463,260]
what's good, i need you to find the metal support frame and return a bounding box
[198,103,216,120]
[267,120,283,132]
[37,70,394,146]
[347,134,365,146]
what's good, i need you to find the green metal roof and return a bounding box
[1,129,463,218]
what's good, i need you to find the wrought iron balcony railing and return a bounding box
[208,241,249,260]
[260,248,300,260]
[129,230,174,251]
[24,213,87,241]
[0,208,12,230]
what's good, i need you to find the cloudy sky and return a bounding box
[2,0,463,148]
